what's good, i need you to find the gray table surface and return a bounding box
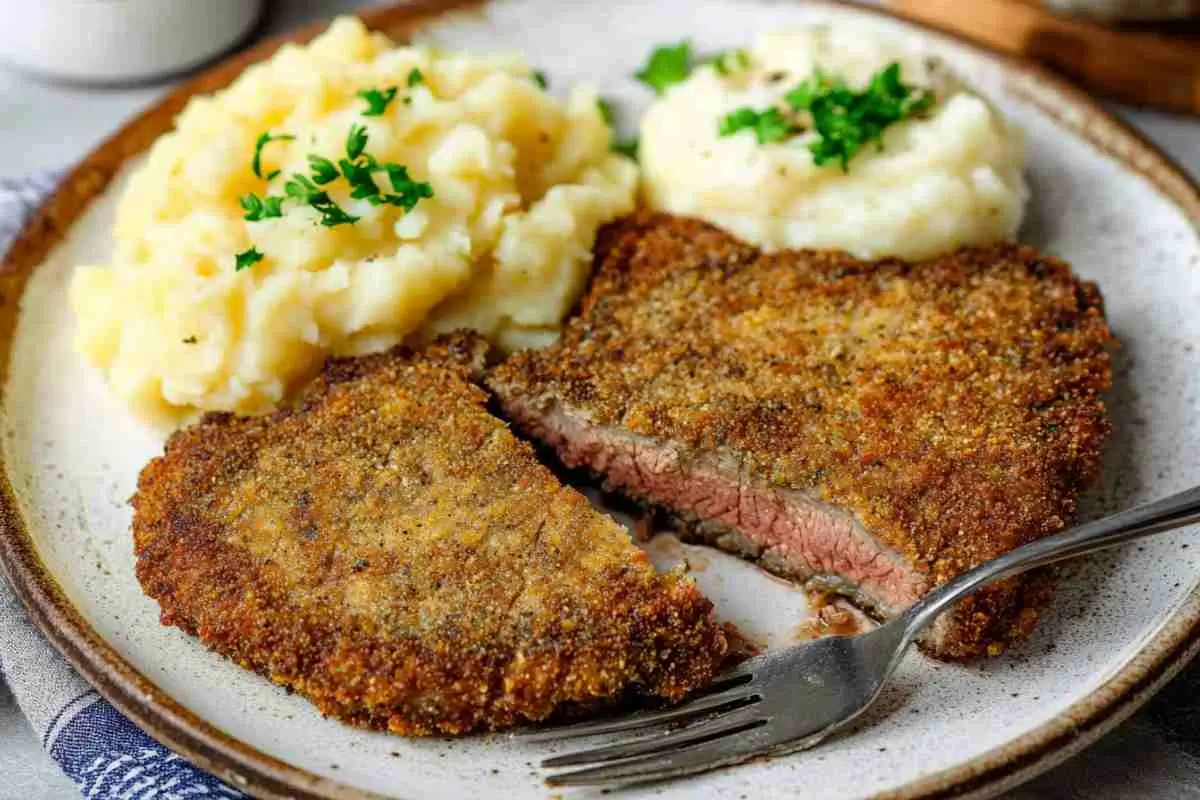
[0,1,1198,798]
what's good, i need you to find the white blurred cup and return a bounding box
[0,0,265,84]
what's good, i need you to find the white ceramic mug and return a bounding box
[0,0,265,84]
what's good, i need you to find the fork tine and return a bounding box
[513,678,756,742]
[542,703,766,768]
[544,722,776,787]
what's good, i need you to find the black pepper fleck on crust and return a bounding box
[132,333,727,736]
[489,212,1113,660]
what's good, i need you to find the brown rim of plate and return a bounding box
[0,1,1196,798]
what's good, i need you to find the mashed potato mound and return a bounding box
[71,17,635,424]
[640,27,1026,260]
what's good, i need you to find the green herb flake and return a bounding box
[718,107,793,144]
[235,247,264,271]
[406,67,425,88]
[182,335,198,344]
[712,48,750,76]
[346,124,369,162]
[532,70,548,90]
[611,137,639,160]
[635,41,693,95]
[717,62,935,170]
[597,98,614,126]
[283,173,359,228]
[239,193,286,222]
[308,155,340,185]
[339,157,381,200]
[312,198,360,228]
[284,174,322,204]
[251,132,295,180]
[357,86,398,116]
[788,62,935,170]
[376,164,435,212]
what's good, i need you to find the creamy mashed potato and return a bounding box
[640,27,1026,260]
[71,17,635,423]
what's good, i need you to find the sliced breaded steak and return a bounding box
[488,213,1113,659]
[133,333,727,735]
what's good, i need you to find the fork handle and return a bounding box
[899,485,1200,647]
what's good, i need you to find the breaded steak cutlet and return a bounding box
[488,213,1113,660]
[133,333,727,735]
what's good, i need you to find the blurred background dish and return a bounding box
[1041,0,1200,21]
[0,0,264,85]
[888,0,1200,115]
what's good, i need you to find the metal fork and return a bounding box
[520,485,1200,788]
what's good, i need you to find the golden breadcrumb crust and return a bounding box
[490,213,1113,658]
[133,334,726,735]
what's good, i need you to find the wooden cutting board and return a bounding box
[886,0,1200,115]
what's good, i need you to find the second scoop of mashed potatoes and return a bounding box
[71,17,635,424]
[640,27,1027,260]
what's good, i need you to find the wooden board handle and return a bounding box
[886,0,1200,115]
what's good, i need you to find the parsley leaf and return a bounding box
[375,164,434,211]
[284,174,322,204]
[283,173,359,227]
[346,124,369,162]
[407,67,425,88]
[308,155,340,185]
[635,41,693,95]
[252,132,295,180]
[788,62,935,170]
[597,98,614,125]
[712,48,750,76]
[611,137,639,160]
[718,107,793,144]
[716,62,936,170]
[595,98,638,160]
[339,157,381,200]
[532,70,548,90]
[357,86,398,116]
[311,197,360,227]
[235,247,264,271]
[239,193,285,222]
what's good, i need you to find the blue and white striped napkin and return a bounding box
[0,175,245,800]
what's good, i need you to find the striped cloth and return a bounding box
[0,175,244,799]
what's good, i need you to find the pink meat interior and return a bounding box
[502,399,928,616]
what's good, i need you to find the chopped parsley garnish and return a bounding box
[339,155,381,200]
[284,173,359,228]
[611,137,639,160]
[239,193,285,222]
[407,67,425,88]
[252,132,295,180]
[596,97,638,160]
[717,62,935,170]
[357,86,398,116]
[182,335,198,344]
[284,173,323,204]
[244,120,432,241]
[597,98,614,125]
[345,124,369,162]
[635,41,693,95]
[373,164,435,211]
[311,196,361,227]
[718,106,793,144]
[712,48,750,76]
[307,155,340,185]
[532,70,548,89]
[234,247,264,271]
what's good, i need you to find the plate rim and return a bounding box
[1,1,1198,798]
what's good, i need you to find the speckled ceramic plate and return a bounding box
[1,1,1198,798]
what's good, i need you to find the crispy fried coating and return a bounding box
[133,334,726,735]
[490,213,1113,658]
